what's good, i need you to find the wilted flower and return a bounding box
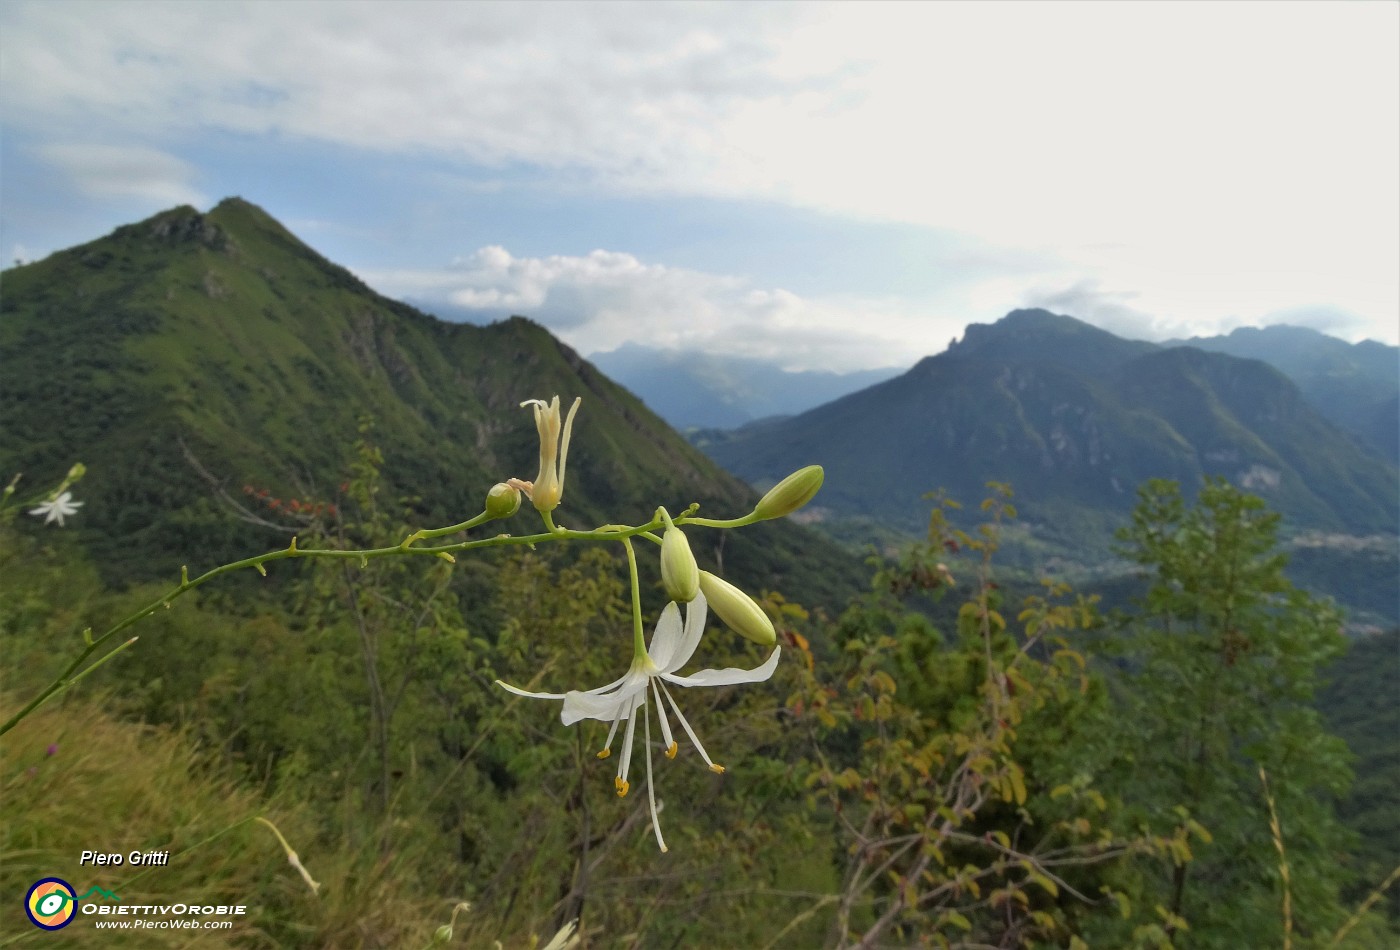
[540,918,581,950]
[28,491,83,527]
[513,396,581,513]
[497,593,779,851]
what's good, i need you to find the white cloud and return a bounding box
[2,1,1396,348]
[1257,305,1375,341]
[1023,280,1182,341]
[36,143,205,207]
[359,246,959,372]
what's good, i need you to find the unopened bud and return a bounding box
[698,571,775,646]
[752,465,823,520]
[65,463,87,483]
[485,482,521,520]
[661,524,700,603]
[432,924,453,945]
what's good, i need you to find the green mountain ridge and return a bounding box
[699,309,1398,620]
[0,198,861,606]
[1166,324,1399,463]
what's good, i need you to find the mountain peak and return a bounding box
[947,308,1156,375]
[1001,307,1078,326]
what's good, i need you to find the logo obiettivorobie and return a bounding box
[25,878,77,930]
[24,878,120,930]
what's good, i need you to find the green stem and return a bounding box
[401,509,495,545]
[3,502,764,735]
[679,514,760,529]
[622,537,646,657]
[118,816,259,891]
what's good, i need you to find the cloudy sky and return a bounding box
[2,1,1396,371]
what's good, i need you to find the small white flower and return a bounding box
[28,491,83,527]
[497,592,780,852]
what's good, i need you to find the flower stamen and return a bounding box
[596,704,624,759]
[616,692,641,796]
[650,680,679,759]
[658,680,723,773]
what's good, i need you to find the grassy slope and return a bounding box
[0,692,443,947]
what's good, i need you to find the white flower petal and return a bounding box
[662,646,781,688]
[561,682,644,725]
[495,679,568,701]
[660,591,709,674]
[646,601,685,670]
[574,669,635,696]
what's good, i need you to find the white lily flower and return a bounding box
[496,592,780,852]
[28,491,83,527]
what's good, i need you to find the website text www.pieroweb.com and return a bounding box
[23,858,249,933]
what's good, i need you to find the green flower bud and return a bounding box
[661,524,700,603]
[65,462,88,483]
[484,482,521,520]
[752,465,823,520]
[698,571,775,646]
[432,924,453,945]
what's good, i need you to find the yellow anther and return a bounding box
[596,748,611,759]
[616,780,630,798]
[665,742,678,760]
[709,764,726,774]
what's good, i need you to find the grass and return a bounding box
[0,693,439,948]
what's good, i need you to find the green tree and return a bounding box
[788,487,1181,948]
[1112,478,1353,947]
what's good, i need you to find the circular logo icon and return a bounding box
[25,878,77,930]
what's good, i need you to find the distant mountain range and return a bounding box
[3,203,1393,625]
[592,317,1397,468]
[697,309,1397,622]
[1165,325,1398,464]
[0,198,862,606]
[587,343,902,430]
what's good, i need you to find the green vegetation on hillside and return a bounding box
[1319,628,1400,919]
[3,204,1394,947]
[5,461,1395,946]
[0,199,861,612]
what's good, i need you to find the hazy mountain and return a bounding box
[0,198,862,605]
[1166,325,1398,463]
[587,342,903,430]
[700,310,1398,621]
